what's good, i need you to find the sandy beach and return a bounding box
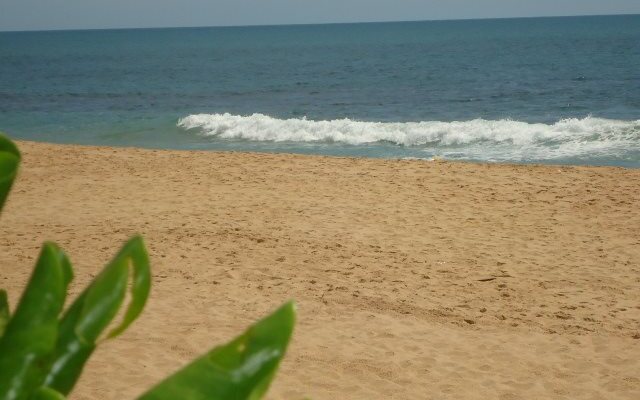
[1,141,639,399]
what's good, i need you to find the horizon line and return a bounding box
[1,12,639,34]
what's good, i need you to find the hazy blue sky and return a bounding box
[1,0,639,31]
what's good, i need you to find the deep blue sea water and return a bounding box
[1,15,639,166]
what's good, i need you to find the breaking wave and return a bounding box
[178,113,640,162]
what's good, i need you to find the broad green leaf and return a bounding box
[0,243,72,400]
[43,235,151,395]
[30,387,67,400]
[138,301,296,400]
[0,134,19,156]
[0,289,9,339]
[0,133,20,214]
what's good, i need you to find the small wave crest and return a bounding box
[177,113,640,161]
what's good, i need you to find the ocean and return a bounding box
[1,15,639,166]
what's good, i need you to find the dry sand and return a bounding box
[1,141,639,399]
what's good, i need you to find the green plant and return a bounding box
[0,133,295,400]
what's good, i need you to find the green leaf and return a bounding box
[0,289,9,339]
[106,236,152,339]
[0,134,20,156]
[138,301,296,400]
[0,133,20,214]
[29,387,67,400]
[0,243,73,400]
[43,236,151,395]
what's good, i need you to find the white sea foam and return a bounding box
[177,113,640,161]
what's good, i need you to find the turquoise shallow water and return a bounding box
[1,15,639,166]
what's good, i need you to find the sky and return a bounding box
[1,0,639,31]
